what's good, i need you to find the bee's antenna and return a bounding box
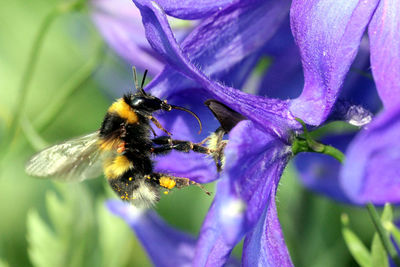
[170,105,202,134]
[132,67,148,96]
[132,66,138,92]
[139,69,148,96]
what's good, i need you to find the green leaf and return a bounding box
[369,204,391,267]
[27,210,64,267]
[381,204,393,223]
[27,184,96,267]
[342,227,372,267]
[342,214,372,267]
[371,233,389,267]
[0,258,10,267]
[388,223,400,249]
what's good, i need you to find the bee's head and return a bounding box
[126,68,203,133]
[125,92,202,133]
[128,94,171,113]
[126,69,171,113]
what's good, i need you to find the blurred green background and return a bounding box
[0,1,390,266]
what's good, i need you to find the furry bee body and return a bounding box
[26,89,211,207]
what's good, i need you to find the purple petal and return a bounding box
[142,0,293,180]
[193,201,237,267]
[149,0,241,20]
[136,0,290,84]
[242,185,293,267]
[295,133,354,203]
[179,0,290,81]
[217,121,291,243]
[133,0,299,137]
[290,0,380,126]
[326,38,382,125]
[340,107,400,204]
[106,199,195,266]
[337,37,382,114]
[194,121,291,265]
[368,0,400,109]
[258,18,304,99]
[91,0,164,75]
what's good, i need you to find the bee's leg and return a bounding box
[206,127,227,172]
[149,125,157,137]
[148,115,171,136]
[147,173,211,196]
[151,136,212,154]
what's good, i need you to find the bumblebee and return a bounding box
[26,70,212,207]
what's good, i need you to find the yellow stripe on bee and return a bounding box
[108,98,138,124]
[103,155,133,179]
[159,176,176,189]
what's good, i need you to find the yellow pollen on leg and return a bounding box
[159,176,176,189]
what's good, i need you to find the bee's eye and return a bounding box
[131,97,146,108]
[131,97,162,112]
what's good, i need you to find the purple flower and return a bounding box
[106,200,241,266]
[99,0,400,265]
[291,0,400,204]
[341,106,400,204]
[101,0,298,265]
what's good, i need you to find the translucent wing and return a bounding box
[25,132,108,182]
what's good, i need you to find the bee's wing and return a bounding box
[25,131,109,182]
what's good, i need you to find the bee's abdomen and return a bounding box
[107,170,160,207]
[103,155,133,179]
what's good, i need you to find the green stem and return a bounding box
[292,118,345,163]
[1,0,85,152]
[35,43,106,131]
[22,43,106,150]
[320,143,345,163]
[21,115,49,151]
[5,9,58,147]
[367,203,400,267]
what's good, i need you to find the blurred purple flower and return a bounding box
[90,0,243,76]
[291,0,400,204]
[91,0,164,75]
[106,200,196,266]
[106,200,240,267]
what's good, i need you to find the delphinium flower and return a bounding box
[93,0,293,184]
[102,0,400,266]
[90,0,243,77]
[107,0,298,265]
[90,0,201,76]
[291,0,400,205]
[294,40,380,203]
